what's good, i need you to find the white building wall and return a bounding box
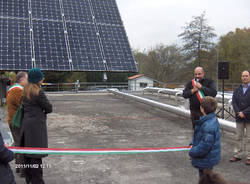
[129,76,153,91]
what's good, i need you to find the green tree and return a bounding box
[44,72,87,83]
[178,12,217,66]
[218,28,250,83]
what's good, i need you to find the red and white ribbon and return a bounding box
[8,146,191,155]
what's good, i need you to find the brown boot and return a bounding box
[230,157,241,162]
[246,159,250,165]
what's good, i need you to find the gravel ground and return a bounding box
[0,92,249,184]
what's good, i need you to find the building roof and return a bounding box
[128,74,145,80]
[128,74,166,85]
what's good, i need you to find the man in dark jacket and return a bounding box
[231,70,250,165]
[0,132,16,184]
[189,96,221,179]
[183,67,217,129]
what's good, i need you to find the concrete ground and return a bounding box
[1,92,249,184]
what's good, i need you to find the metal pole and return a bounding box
[0,73,3,106]
[216,49,219,90]
[222,79,224,119]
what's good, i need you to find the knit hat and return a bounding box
[28,68,45,84]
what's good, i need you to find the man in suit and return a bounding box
[231,70,250,165]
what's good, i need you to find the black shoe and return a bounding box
[25,179,31,184]
[16,168,20,174]
[20,172,25,178]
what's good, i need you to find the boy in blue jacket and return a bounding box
[0,131,16,184]
[189,96,221,179]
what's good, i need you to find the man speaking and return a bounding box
[183,67,217,129]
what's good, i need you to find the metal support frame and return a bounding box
[216,79,235,119]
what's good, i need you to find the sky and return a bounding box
[116,0,250,50]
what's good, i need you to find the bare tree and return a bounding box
[133,44,185,82]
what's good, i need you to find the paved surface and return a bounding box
[1,92,249,184]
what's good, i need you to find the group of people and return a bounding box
[0,68,52,184]
[183,67,250,183]
[0,67,249,184]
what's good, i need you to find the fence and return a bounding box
[162,82,240,92]
[42,82,129,92]
[0,82,242,106]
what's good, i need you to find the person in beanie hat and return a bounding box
[28,68,45,84]
[20,68,52,184]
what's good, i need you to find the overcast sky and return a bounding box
[116,0,250,50]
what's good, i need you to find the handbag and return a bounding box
[11,104,23,128]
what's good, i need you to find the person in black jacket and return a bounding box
[0,132,16,184]
[183,67,217,129]
[230,70,250,165]
[20,68,52,184]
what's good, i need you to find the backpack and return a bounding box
[11,104,23,128]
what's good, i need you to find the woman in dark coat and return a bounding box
[20,68,52,184]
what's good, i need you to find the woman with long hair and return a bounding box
[20,68,52,184]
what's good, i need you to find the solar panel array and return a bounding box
[0,0,137,72]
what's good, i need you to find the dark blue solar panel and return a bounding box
[0,18,32,70]
[97,25,137,71]
[66,22,105,71]
[0,0,137,72]
[62,0,93,23]
[0,0,29,18]
[32,20,70,70]
[91,0,122,25]
[31,0,62,21]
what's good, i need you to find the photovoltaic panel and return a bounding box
[0,18,32,70]
[32,20,70,70]
[0,0,137,72]
[91,0,122,25]
[98,25,137,71]
[62,0,93,23]
[0,0,29,19]
[66,22,105,71]
[31,0,62,21]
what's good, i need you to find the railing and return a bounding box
[108,89,236,133]
[143,87,233,103]
[42,82,129,92]
[142,87,234,117]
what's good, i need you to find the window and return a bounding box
[140,82,147,88]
